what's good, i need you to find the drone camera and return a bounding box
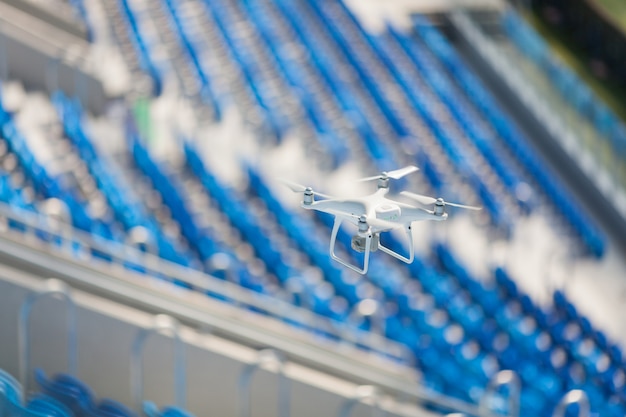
[352,234,379,253]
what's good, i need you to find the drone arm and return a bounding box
[398,206,447,223]
[303,200,365,217]
[329,217,371,275]
[378,224,414,264]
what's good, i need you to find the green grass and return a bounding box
[133,98,153,142]
[593,0,626,33]
[524,10,626,123]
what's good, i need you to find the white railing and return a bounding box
[10,277,518,417]
[0,201,412,365]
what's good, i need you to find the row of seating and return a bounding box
[238,0,356,167]
[202,0,291,142]
[129,134,255,284]
[274,0,453,192]
[117,0,164,96]
[494,267,623,380]
[351,25,514,231]
[0,97,118,242]
[1,86,195,276]
[1,369,74,417]
[411,16,605,257]
[167,0,350,167]
[53,93,194,267]
[502,9,626,160]
[551,289,624,386]
[436,246,624,416]
[380,25,536,215]
[160,0,224,120]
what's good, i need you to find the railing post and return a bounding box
[552,390,590,417]
[349,299,386,338]
[238,349,290,417]
[18,278,77,394]
[337,385,385,417]
[131,314,186,412]
[479,370,520,417]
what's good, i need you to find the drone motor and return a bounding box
[434,198,446,216]
[303,187,314,205]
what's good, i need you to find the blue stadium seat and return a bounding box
[143,403,194,417]
[118,0,163,95]
[0,369,73,417]
[35,369,94,415]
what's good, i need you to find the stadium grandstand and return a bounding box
[0,0,625,416]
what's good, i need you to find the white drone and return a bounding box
[282,166,481,274]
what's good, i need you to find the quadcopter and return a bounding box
[282,166,481,274]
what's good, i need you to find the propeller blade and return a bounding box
[445,202,482,211]
[314,191,334,199]
[355,166,419,182]
[400,191,437,206]
[278,179,334,199]
[386,165,419,180]
[355,175,383,182]
[401,191,482,210]
[279,179,308,193]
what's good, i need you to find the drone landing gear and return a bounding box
[329,217,372,275]
[378,225,414,264]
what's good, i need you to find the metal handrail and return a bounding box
[18,278,77,393]
[0,201,412,364]
[131,314,186,411]
[337,385,385,417]
[552,390,590,417]
[479,370,520,417]
[238,349,290,417]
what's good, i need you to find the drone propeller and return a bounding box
[400,191,482,211]
[357,166,419,182]
[279,179,333,199]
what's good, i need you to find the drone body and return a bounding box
[282,166,480,274]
